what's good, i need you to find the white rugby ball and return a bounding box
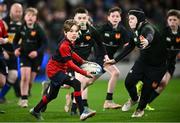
[81,62,103,76]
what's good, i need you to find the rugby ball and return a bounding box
[81,62,103,76]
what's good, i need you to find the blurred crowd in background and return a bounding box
[1,0,179,53]
[0,0,179,79]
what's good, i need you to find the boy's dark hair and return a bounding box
[74,7,88,15]
[64,19,80,33]
[167,9,180,19]
[108,7,122,15]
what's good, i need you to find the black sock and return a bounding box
[71,102,77,112]
[21,95,28,100]
[34,95,48,113]
[82,99,88,107]
[71,92,74,100]
[106,93,113,100]
[74,91,84,115]
[148,91,160,103]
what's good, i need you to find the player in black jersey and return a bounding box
[104,8,167,117]
[97,7,130,109]
[145,9,180,107]
[13,7,47,108]
[0,3,23,103]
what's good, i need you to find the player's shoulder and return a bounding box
[59,39,71,49]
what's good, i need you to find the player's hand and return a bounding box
[104,54,110,62]
[140,35,149,49]
[28,51,38,59]
[3,50,9,60]
[86,72,95,78]
[82,60,89,64]
[14,48,21,57]
[103,59,116,66]
[0,38,8,44]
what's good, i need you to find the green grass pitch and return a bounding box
[0,78,180,122]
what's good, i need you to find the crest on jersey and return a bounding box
[104,33,110,37]
[31,31,36,36]
[115,33,121,39]
[166,37,171,42]
[85,35,91,40]
[176,37,180,43]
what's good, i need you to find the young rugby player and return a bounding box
[30,19,96,121]
[13,7,47,108]
[104,8,167,117]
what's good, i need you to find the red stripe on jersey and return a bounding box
[42,95,48,103]
[73,91,81,96]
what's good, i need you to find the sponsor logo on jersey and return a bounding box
[129,69,133,73]
[20,31,25,36]
[166,37,171,42]
[134,37,138,42]
[104,33,110,37]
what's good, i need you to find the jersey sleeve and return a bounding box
[1,20,8,38]
[13,26,22,49]
[141,25,155,43]
[66,60,87,76]
[114,37,135,62]
[60,44,87,76]
[72,51,84,64]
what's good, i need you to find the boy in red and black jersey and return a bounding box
[30,19,96,121]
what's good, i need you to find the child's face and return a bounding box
[24,12,37,25]
[128,15,138,30]
[167,16,180,30]
[74,13,89,28]
[65,25,79,42]
[107,11,121,26]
